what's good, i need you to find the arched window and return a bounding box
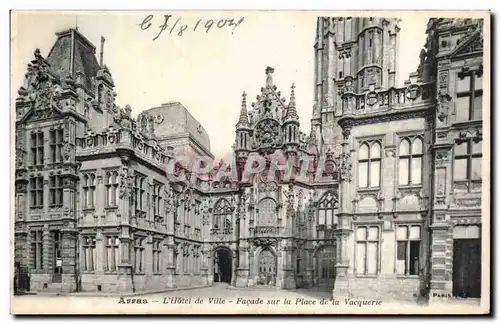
[83,173,96,209]
[82,174,89,208]
[317,191,338,227]
[152,183,163,220]
[398,137,423,186]
[134,175,146,215]
[105,171,119,207]
[355,225,380,275]
[213,198,232,230]
[358,141,381,188]
[257,198,277,227]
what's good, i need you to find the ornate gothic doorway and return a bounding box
[257,248,277,286]
[213,248,232,284]
[316,245,336,288]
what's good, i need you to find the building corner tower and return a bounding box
[312,17,401,154]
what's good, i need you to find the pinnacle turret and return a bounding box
[285,83,299,121]
[236,91,249,128]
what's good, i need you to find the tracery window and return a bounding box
[355,226,380,275]
[82,236,96,271]
[152,183,163,222]
[257,198,277,227]
[134,237,145,274]
[134,175,146,214]
[358,141,382,188]
[82,174,96,209]
[105,236,119,272]
[105,171,119,207]
[153,239,162,274]
[317,191,338,227]
[213,198,232,230]
[398,137,423,186]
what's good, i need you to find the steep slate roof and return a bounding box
[145,101,212,153]
[46,28,100,90]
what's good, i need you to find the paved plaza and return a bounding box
[12,283,484,315]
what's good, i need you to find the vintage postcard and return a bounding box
[10,10,490,315]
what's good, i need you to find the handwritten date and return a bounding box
[139,14,245,40]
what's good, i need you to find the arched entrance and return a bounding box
[257,248,277,286]
[213,248,232,284]
[316,245,336,288]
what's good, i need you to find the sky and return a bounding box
[11,11,428,158]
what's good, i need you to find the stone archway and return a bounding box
[256,247,277,286]
[213,247,233,284]
[315,245,336,288]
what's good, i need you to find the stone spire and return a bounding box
[236,91,249,128]
[285,83,298,120]
[265,66,274,87]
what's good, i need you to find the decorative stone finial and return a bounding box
[242,91,247,108]
[265,66,274,87]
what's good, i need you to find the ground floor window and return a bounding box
[153,240,162,274]
[134,237,145,273]
[82,236,96,271]
[396,225,421,276]
[105,236,120,272]
[355,226,380,275]
[30,230,44,270]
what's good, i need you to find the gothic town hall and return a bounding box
[13,17,485,301]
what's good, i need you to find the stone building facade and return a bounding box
[14,17,484,300]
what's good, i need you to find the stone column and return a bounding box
[201,243,211,286]
[14,181,29,273]
[42,224,51,276]
[358,34,364,69]
[61,229,77,292]
[334,124,353,298]
[236,242,249,288]
[231,248,238,287]
[117,225,133,293]
[248,246,255,286]
[374,30,381,65]
[281,241,296,289]
[304,247,314,288]
[163,234,175,288]
[366,31,372,65]
[95,171,104,226]
[429,145,453,302]
[95,230,104,276]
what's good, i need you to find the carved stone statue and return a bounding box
[118,167,131,199]
[62,142,71,161]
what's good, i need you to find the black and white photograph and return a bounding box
[9,10,490,315]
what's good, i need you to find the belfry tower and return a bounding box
[311,17,401,154]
